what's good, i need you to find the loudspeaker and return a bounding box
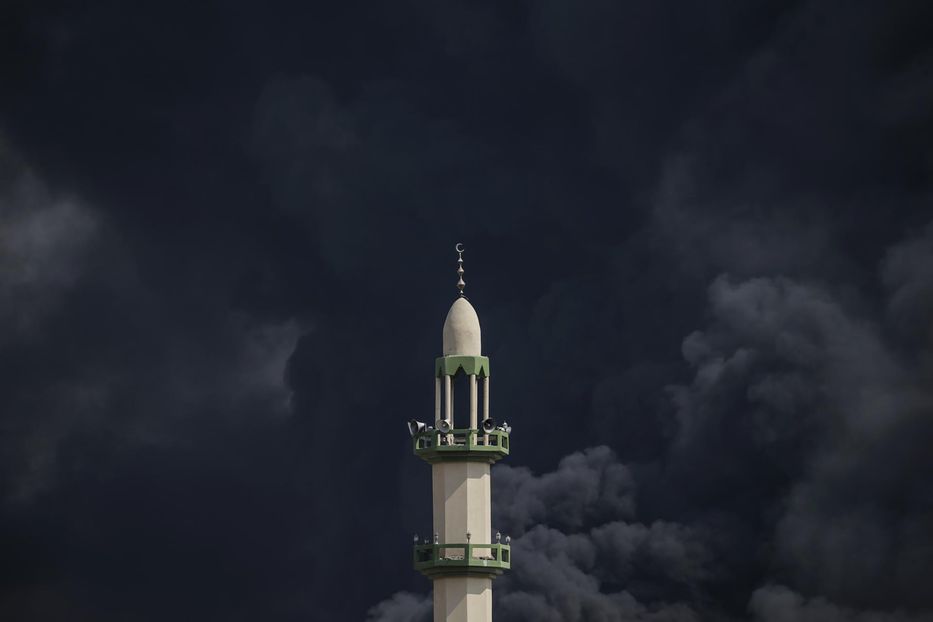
[408,419,427,437]
[482,418,497,433]
[436,419,452,434]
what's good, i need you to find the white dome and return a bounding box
[442,297,482,356]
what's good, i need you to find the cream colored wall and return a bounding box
[434,576,492,622]
[431,462,494,622]
[431,462,491,546]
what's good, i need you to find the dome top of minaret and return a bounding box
[443,297,482,355]
[442,243,482,356]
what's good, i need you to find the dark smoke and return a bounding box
[2,1,932,620]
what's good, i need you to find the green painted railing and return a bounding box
[413,542,511,578]
[413,428,510,464]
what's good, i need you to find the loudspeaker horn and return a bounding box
[436,419,452,434]
[482,418,497,433]
[408,419,427,437]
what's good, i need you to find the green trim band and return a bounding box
[435,356,489,378]
[413,428,510,464]
[414,542,510,579]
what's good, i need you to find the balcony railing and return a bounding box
[412,428,510,464]
[413,542,511,578]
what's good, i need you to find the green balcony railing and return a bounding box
[413,542,511,578]
[412,428,510,464]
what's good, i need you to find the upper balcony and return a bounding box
[412,428,510,464]
[413,542,510,578]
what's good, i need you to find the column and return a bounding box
[469,374,478,433]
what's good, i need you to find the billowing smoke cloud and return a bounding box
[670,271,933,612]
[0,143,98,341]
[882,223,933,344]
[749,585,933,622]
[493,446,636,535]
[0,140,300,502]
[366,591,432,622]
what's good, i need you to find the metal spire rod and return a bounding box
[455,242,465,297]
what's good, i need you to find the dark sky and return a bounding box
[2,1,933,620]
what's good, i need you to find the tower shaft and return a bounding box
[432,461,492,620]
[432,462,491,547]
[434,576,492,622]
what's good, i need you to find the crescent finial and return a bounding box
[455,243,465,296]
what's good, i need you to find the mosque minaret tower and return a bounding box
[408,244,511,622]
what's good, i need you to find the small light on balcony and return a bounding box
[434,533,439,544]
[505,535,511,545]
[496,531,501,543]
[413,533,419,544]
[466,531,471,542]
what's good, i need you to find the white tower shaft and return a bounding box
[432,460,493,621]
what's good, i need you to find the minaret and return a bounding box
[408,244,511,622]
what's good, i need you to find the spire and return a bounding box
[444,244,481,356]
[456,242,465,297]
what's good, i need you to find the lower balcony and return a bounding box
[413,542,511,578]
